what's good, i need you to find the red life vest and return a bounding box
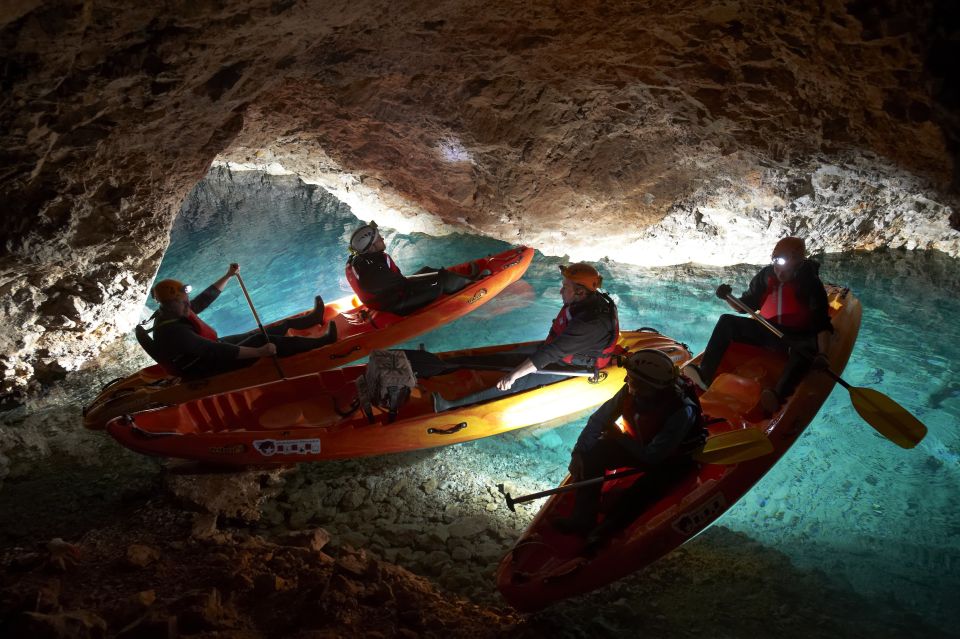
[620,378,702,445]
[186,310,218,340]
[544,293,620,368]
[759,274,814,330]
[345,252,403,308]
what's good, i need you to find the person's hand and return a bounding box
[227,263,240,277]
[568,452,584,483]
[715,283,732,300]
[496,372,518,391]
[811,353,830,371]
[258,342,277,357]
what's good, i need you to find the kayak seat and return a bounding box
[699,373,762,429]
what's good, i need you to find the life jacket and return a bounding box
[759,274,814,330]
[545,291,621,368]
[186,310,218,340]
[620,377,706,448]
[345,252,404,309]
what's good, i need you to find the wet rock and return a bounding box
[125,544,160,569]
[445,515,490,538]
[276,527,331,552]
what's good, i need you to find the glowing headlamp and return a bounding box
[772,256,788,266]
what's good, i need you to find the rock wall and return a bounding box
[2,0,959,397]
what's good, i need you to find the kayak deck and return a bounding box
[104,330,692,464]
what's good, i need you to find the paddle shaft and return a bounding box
[724,293,846,386]
[505,467,645,511]
[235,272,286,379]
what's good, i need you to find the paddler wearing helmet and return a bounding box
[494,262,619,391]
[344,221,484,316]
[552,349,706,545]
[682,236,833,414]
[427,262,619,413]
[147,263,336,379]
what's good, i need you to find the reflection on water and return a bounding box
[153,168,960,628]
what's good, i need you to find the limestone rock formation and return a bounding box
[1,0,958,396]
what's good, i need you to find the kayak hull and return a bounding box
[496,285,861,612]
[84,246,534,430]
[104,330,691,464]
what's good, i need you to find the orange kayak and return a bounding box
[84,246,534,430]
[496,285,861,612]
[103,330,691,464]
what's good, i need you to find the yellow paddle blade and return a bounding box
[693,428,774,465]
[849,386,927,449]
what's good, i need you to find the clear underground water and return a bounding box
[147,167,960,630]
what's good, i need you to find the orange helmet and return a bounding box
[152,279,190,303]
[773,237,806,259]
[559,262,603,292]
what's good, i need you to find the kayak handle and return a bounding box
[427,421,467,435]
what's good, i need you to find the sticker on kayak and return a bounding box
[253,438,322,457]
[468,288,488,304]
[208,444,246,455]
[672,493,727,537]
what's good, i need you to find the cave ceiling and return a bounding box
[1,0,958,395]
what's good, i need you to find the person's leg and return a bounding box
[270,322,337,358]
[772,335,817,401]
[437,269,473,294]
[556,438,637,533]
[433,369,568,411]
[388,277,443,315]
[284,295,326,330]
[697,315,782,383]
[591,459,697,538]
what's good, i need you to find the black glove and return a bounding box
[715,283,732,300]
[811,353,830,371]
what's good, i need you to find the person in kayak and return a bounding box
[682,236,833,413]
[345,220,484,315]
[553,349,705,545]
[148,263,336,379]
[426,262,619,411]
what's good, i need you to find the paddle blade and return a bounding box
[848,386,927,449]
[693,428,774,465]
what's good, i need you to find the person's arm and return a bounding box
[573,385,628,455]
[526,315,608,371]
[191,264,239,313]
[737,266,770,311]
[496,358,539,390]
[211,263,240,292]
[616,404,698,468]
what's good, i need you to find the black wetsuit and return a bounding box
[698,260,833,398]
[346,252,472,315]
[152,286,330,379]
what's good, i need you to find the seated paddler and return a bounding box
[427,262,619,411]
[682,236,833,414]
[146,263,336,379]
[345,220,484,316]
[553,349,706,545]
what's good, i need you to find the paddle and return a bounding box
[235,270,286,380]
[501,428,773,511]
[723,293,926,449]
[404,349,603,380]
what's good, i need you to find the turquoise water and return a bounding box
[155,168,960,628]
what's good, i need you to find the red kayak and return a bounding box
[84,246,534,430]
[497,285,862,612]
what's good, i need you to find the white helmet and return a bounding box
[624,349,677,389]
[350,221,380,253]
